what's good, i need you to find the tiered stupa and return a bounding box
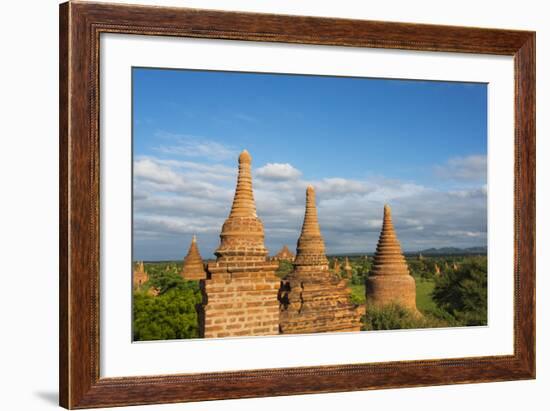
[365,205,418,313]
[180,235,207,280]
[133,261,149,289]
[434,263,441,276]
[273,245,295,262]
[343,257,353,278]
[199,150,280,338]
[279,186,363,334]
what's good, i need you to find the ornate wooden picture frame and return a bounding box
[59,1,535,408]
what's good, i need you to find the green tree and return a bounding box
[275,260,294,279]
[133,280,202,341]
[363,303,447,331]
[432,260,487,326]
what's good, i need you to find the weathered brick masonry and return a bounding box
[198,150,280,338]
[365,205,418,313]
[279,186,363,334]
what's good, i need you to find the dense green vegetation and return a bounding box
[133,254,487,341]
[275,259,293,278]
[363,303,448,331]
[339,254,487,330]
[133,263,202,341]
[432,259,487,326]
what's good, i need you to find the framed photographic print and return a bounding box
[59,1,535,408]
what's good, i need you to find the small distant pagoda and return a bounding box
[273,245,295,262]
[332,257,341,275]
[365,205,418,313]
[343,257,353,278]
[133,261,149,289]
[180,235,207,280]
[279,186,363,334]
[434,263,441,276]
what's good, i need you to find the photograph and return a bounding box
[131,68,488,341]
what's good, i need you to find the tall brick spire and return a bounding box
[366,204,418,312]
[200,150,280,338]
[215,150,268,262]
[294,185,329,269]
[228,150,257,218]
[279,186,363,334]
[180,235,206,280]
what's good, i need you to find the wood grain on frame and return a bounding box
[59,1,535,408]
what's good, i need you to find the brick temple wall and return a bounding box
[199,261,280,338]
[365,275,417,311]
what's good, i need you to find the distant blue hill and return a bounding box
[409,246,487,256]
[329,246,487,258]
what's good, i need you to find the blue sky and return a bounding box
[133,68,487,261]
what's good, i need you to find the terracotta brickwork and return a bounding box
[279,186,363,334]
[272,245,295,262]
[366,205,418,312]
[199,150,280,338]
[133,261,149,289]
[180,235,207,280]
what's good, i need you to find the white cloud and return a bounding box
[314,178,370,197]
[134,158,182,186]
[154,132,238,161]
[134,157,233,200]
[133,154,487,260]
[255,163,302,181]
[444,230,485,238]
[435,154,487,182]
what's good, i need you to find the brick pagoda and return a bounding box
[365,205,418,312]
[343,257,353,278]
[273,245,295,262]
[279,186,363,334]
[332,257,341,275]
[133,261,148,289]
[180,235,207,280]
[198,150,280,338]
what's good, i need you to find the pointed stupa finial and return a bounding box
[294,185,328,268]
[227,149,257,218]
[215,150,268,261]
[239,149,251,164]
[181,235,206,280]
